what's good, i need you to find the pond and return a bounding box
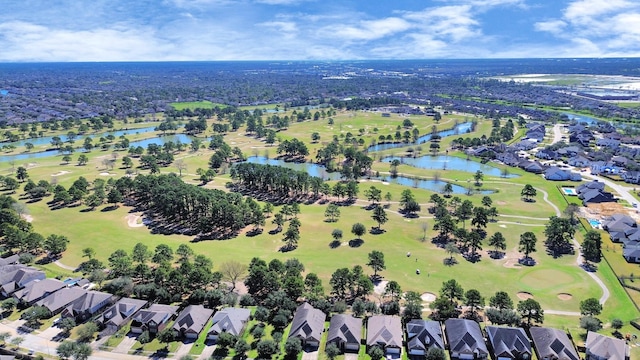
[367,122,472,152]
[244,156,494,194]
[561,112,600,125]
[0,133,194,163]
[383,155,519,178]
[2,126,160,148]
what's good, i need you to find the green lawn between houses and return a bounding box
[0,108,637,358]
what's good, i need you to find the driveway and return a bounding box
[113,333,138,354]
[173,340,195,359]
[344,352,359,360]
[197,341,217,360]
[301,348,319,360]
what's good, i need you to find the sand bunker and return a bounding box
[373,280,388,295]
[99,172,112,176]
[421,292,436,302]
[52,170,70,176]
[502,258,521,269]
[517,291,533,300]
[22,214,33,223]
[557,293,573,301]
[125,214,144,228]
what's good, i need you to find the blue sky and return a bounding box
[0,0,639,61]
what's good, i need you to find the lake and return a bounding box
[245,156,494,194]
[383,155,519,178]
[3,126,159,148]
[366,122,472,152]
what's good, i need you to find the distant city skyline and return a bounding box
[1,0,639,62]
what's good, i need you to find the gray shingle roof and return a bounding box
[36,287,87,313]
[486,326,531,359]
[327,314,362,346]
[367,315,402,348]
[100,298,148,328]
[529,327,579,360]
[208,307,251,337]
[173,305,214,335]
[132,304,178,327]
[288,303,326,343]
[406,319,444,352]
[444,319,488,357]
[12,278,66,304]
[585,331,629,360]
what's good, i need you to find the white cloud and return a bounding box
[0,21,177,61]
[534,20,566,35]
[564,0,634,21]
[329,17,412,41]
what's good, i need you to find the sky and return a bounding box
[0,0,639,61]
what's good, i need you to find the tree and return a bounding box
[324,204,340,222]
[152,244,174,264]
[1,298,17,314]
[564,203,580,225]
[331,229,343,243]
[582,231,602,264]
[455,200,473,228]
[44,234,69,258]
[474,170,483,186]
[519,232,537,260]
[132,242,151,263]
[384,281,402,301]
[283,221,301,250]
[235,339,250,359]
[545,216,575,257]
[489,291,514,310]
[16,166,28,183]
[481,195,493,208]
[157,327,175,349]
[445,242,460,264]
[611,318,624,333]
[256,339,278,359]
[284,337,302,358]
[82,247,95,260]
[220,261,248,292]
[580,298,602,317]
[59,317,76,334]
[367,250,386,277]
[425,347,446,360]
[76,322,98,342]
[325,343,340,360]
[371,205,388,230]
[517,298,544,326]
[351,222,366,240]
[368,345,385,360]
[464,289,485,315]
[62,154,72,164]
[174,159,187,176]
[580,316,602,332]
[57,341,76,359]
[488,232,507,256]
[520,184,537,201]
[442,183,453,197]
[440,279,464,306]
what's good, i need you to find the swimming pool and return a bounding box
[563,188,577,196]
[588,219,601,229]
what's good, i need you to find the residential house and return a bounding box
[130,304,179,335]
[288,303,326,348]
[326,314,362,353]
[172,305,214,339]
[485,326,532,360]
[577,180,605,194]
[544,167,581,181]
[596,138,620,149]
[444,318,489,360]
[35,287,87,316]
[568,155,590,168]
[98,297,148,334]
[580,189,616,205]
[0,255,19,267]
[623,244,640,263]
[529,327,579,360]
[12,279,66,306]
[535,149,558,160]
[0,267,45,297]
[585,331,629,360]
[60,290,114,322]
[207,307,251,341]
[367,315,403,355]
[622,171,640,184]
[406,319,444,356]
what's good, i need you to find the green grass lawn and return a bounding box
[170,101,227,110]
[188,319,213,356]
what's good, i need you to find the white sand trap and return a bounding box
[52,170,70,176]
[382,182,389,185]
[421,292,436,302]
[499,224,507,228]
[373,280,388,295]
[125,214,144,228]
[22,214,34,223]
[99,172,112,176]
[517,291,533,300]
[558,293,573,301]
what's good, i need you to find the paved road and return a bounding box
[551,123,565,145]
[583,172,638,206]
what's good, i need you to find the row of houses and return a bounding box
[281,303,629,360]
[601,214,640,264]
